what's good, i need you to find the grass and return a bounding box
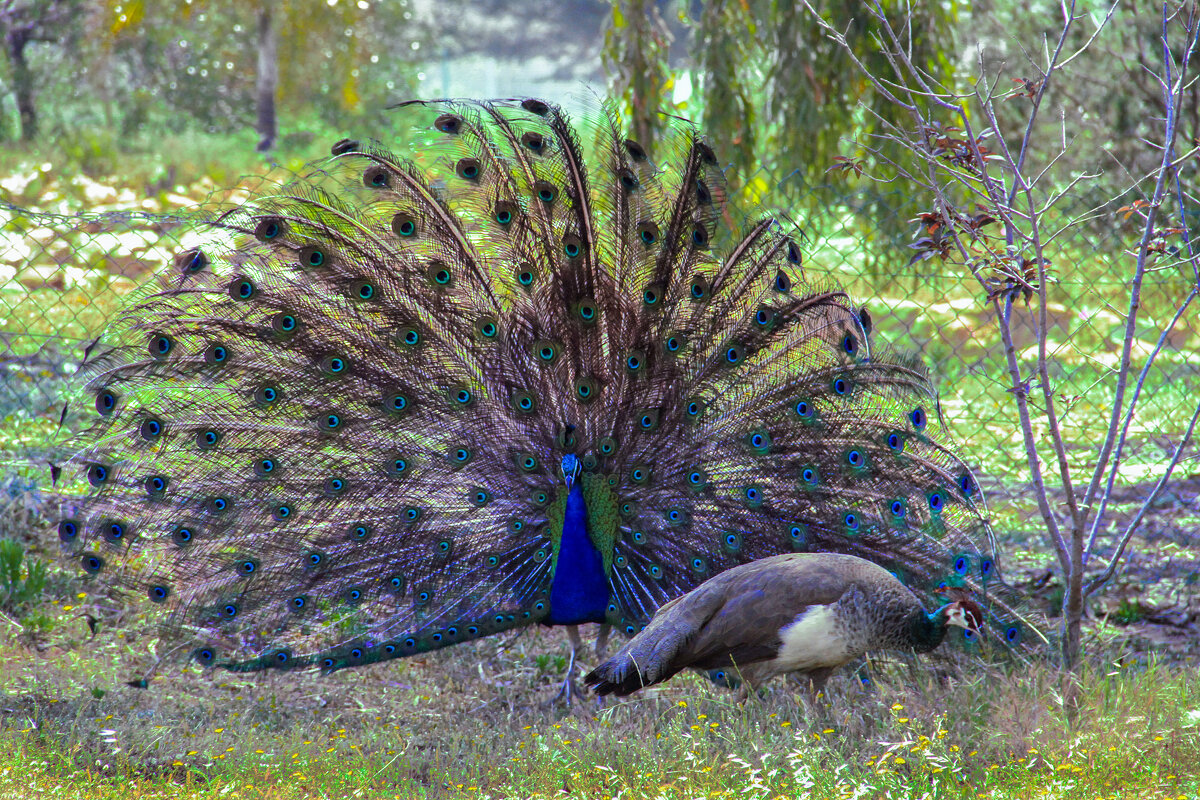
[1,611,1199,799]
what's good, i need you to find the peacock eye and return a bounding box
[392,213,417,237]
[230,278,256,301]
[522,132,544,152]
[435,114,462,134]
[637,221,659,246]
[456,158,481,179]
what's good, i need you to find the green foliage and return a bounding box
[605,0,958,247]
[603,0,674,152]
[1111,598,1146,625]
[0,2,426,151]
[533,653,568,673]
[964,0,1188,218]
[0,539,48,614]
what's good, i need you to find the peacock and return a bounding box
[53,97,1035,700]
[584,552,985,701]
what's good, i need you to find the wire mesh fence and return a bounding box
[1,170,1197,516]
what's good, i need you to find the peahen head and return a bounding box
[910,594,985,652]
[942,598,985,635]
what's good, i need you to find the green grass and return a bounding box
[2,612,1199,800]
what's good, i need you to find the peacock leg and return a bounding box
[594,623,612,660]
[545,625,586,707]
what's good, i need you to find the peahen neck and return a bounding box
[905,605,953,653]
[547,481,611,625]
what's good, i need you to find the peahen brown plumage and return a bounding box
[584,552,984,701]
[53,98,1035,694]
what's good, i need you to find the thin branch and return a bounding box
[1084,5,1196,515]
[1084,396,1200,595]
[1084,284,1199,561]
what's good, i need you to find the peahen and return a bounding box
[53,97,1034,698]
[584,552,984,701]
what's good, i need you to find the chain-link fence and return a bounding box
[2,175,1197,517]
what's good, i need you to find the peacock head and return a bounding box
[561,454,581,489]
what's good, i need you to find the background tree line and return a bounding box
[1,1,1181,214]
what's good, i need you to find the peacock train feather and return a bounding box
[54,98,1038,677]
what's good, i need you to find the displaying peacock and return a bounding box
[53,97,1036,697]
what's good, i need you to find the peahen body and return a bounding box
[54,97,1031,689]
[584,552,984,700]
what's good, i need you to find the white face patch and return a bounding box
[945,604,972,630]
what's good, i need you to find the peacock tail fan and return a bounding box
[53,97,1039,675]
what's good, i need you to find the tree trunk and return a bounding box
[255,4,278,152]
[1062,522,1084,719]
[6,29,38,141]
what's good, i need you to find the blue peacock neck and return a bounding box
[547,457,611,625]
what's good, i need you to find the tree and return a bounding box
[810,2,1200,695]
[604,0,958,244]
[255,3,277,151]
[0,0,83,140]
[603,0,674,154]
